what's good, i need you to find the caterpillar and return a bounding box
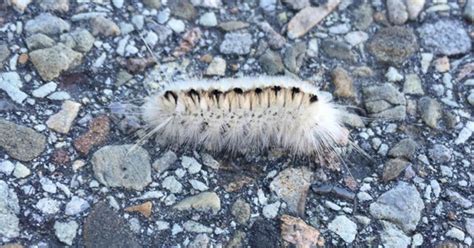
[141,76,351,164]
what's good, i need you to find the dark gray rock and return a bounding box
[352,4,373,30]
[0,119,46,162]
[168,0,196,20]
[370,182,424,233]
[0,44,11,65]
[418,20,471,56]
[283,42,306,73]
[383,158,411,182]
[388,138,417,160]
[91,145,152,191]
[60,29,95,53]
[152,150,177,173]
[259,49,284,75]
[231,198,251,224]
[83,201,142,248]
[368,26,418,65]
[418,97,442,129]
[321,39,357,62]
[363,84,406,120]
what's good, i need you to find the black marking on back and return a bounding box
[272,86,282,95]
[291,87,300,99]
[233,88,243,94]
[164,91,178,104]
[187,89,201,103]
[310,94,319,103]
[255,88,263,94]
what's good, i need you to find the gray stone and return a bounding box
[380,221,411,248]
[36,197,61,214]
[32,82,57,98]
[25,33,55,50]
[40,177,57,193]
[404,74,424,95]
[13,162,31,178]
[388,138,417,160]
[383,158,411,182]
[60,29,95,53]
[464,0,474,22]
[219,21,249,32]
[258,22,286,49]
[387,0,408,25]
[368,26,418,65]
[446,189,472,208]
[465,218,474,238]
[270,167,313,214]
[283,42,306,73]
[0,181,20,238]
[321,39,356,62]
[370,182,424,233]
[262,201,280,219]
[84,201,141,248]
[446,227,465,241]
[0,160,15,175]
[173,192,221,214]
[282,0,310,9]
[0,45,10,65]
[0,119,46,161]
[25,13,70,35]
[353,3,373,30]
[169,0,196,20]
[428,144,451,163]
[344,31,369,47]
[143,0,160,9]
[65,196,90,215]
[54,220,78,245]
[46,100,81,134]
[131,15,145,30]
[260,0,276,12]
[92,145,152,191]
[328,215,358,243]
[219,32,252,55]
[418,97,442,128]
[183,220,212,233]
[363,83,406,120]
[152,150,177,173]
[0,72,28,104]
[39,0,69,12]
[418,20,471,56]
[181,156,202,174]
[162,176,183,194]
[199,12,217,27]
[205,57,226,76]
[231,198,251,224]
[188,234,210,248]
[385,67,403,82]
[91,17,121,37]
[201,153,220,169]
[29,44,83,81]
[259,49,284,75]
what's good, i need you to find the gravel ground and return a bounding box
[0,0,473,247]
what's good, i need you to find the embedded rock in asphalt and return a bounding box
[173,191,221,214]
[0,181,20,239]
[24,13,70,35]
[83,201,141,248]
[29,44,83,81]
[91,145,152,191]
[418,19,471,56]
[270,167,313,215]
[369,182,424,233]
[368,26,418,65]
[0,119,46,162]
[219,32,252,55]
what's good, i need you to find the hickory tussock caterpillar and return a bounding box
[141,76,351,165]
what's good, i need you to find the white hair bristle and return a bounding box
[141,76,350,163]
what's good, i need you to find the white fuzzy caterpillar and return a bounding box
[141,76,350,163]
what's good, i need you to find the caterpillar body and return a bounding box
[141,77,350,163]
